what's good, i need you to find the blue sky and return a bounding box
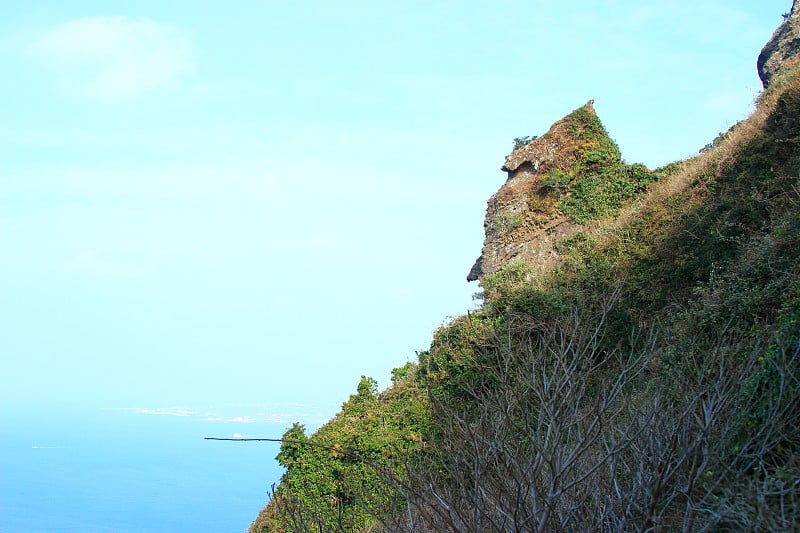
[0,1,789,424]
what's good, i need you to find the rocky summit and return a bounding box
[468,100,651,281]
[467,102,592,281]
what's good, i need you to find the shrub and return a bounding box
[512,135,538,150]
[490,210,523,234]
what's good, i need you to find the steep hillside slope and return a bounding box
[251,37,800,533]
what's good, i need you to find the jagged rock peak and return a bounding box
[758,1,800,88]
[468,100,615,282]
[502,100,595,174]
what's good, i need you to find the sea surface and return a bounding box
[0,408,290,532]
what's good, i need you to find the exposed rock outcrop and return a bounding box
[468,101,602,281]
[468,101,655,282]
[758,0,800,88]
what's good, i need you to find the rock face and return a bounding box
[468,101,603,281]
[758,0,800,88]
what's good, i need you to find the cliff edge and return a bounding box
[758,0,800,87]
[468,101,652,281]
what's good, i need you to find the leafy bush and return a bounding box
[512,135,537,150]
[538,167,573,192]
[531,105,659,224]
[251,373,430,532]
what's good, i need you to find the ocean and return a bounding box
[0,408,290,532]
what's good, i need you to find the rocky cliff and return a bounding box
[758,0,800,87]
[468,101,652,281]
[467,5,799,285]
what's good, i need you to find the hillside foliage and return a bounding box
[540,104,657,225]
[251,69,800,532]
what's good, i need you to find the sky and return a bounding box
[0,1,790,424]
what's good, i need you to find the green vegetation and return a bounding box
[252,372,430,532]
[252,70,800,532]
[549,105,657,224]
[490,210,523,234]
[512,135,537,149]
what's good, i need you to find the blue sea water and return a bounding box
[0,408,288,532]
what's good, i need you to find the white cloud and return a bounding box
[29,16,193,100]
